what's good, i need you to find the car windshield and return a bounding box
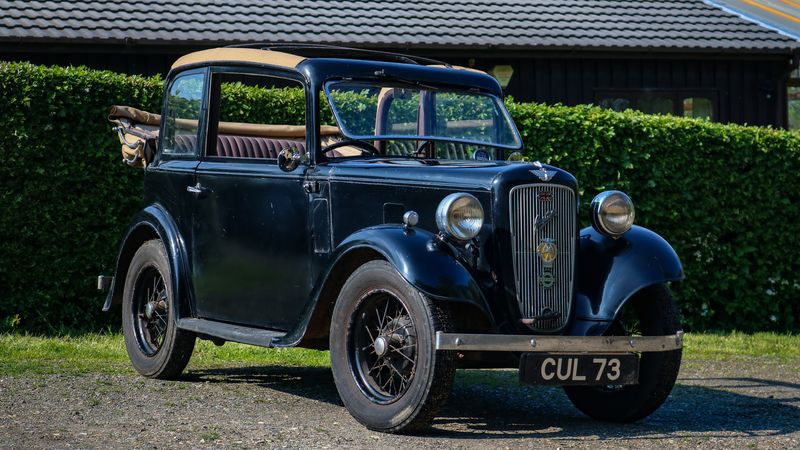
[324,81,521,159]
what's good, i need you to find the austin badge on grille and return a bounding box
[536,238,557,288]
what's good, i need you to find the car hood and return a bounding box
[324,158,575,192]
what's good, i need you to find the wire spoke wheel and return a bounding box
[349,290,418,404]
[122,240,195,379]
[132,265,169,356]
[330,260,455,432]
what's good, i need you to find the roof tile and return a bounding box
[0,0,796,52]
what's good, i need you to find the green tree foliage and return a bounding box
[0,62,797,332]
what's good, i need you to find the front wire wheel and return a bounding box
[350,290,418,404]
[330,260,455,433]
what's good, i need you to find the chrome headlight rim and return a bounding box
[590,190,635,238]
[435,192,484,242]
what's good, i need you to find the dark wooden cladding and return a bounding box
[486,57,788,127]
[1,46,794,128]
[453,55,792,128]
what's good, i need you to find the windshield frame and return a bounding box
[322,79,523,151]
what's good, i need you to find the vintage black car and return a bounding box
[100,44,684,433]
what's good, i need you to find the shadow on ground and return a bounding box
[184,366,800,441]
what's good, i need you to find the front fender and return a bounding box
[102,203,191,320]
[280,224,493,347]
[569,225,683,334]
[337,225,491,315]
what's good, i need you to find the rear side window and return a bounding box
[162,72,206,155]
[207,72,307,160]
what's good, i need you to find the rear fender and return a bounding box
[102,204,192,320]
[569,225,684,335]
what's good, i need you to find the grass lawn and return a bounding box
[0,332,798,376]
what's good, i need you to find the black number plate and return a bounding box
[519,353,639,386]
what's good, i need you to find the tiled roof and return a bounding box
[708,0,800,41]
[0,0,797,53]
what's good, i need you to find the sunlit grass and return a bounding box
[0,331,797,376]
[683,331,800,360]
[0,332,328,375]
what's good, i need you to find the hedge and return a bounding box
[0,63,162,333]
[1,61,798,333]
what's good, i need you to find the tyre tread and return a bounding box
[329,260,456,434]
[122,239,195,380]
[388,297,455,433]
[564,284,682,422]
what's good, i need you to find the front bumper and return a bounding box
[435,331,684,353]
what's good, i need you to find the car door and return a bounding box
[189,68,312,330]
[146,68,207,252]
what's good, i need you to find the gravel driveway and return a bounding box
[1,357,798,449]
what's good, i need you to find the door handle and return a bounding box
[187,183,211,195]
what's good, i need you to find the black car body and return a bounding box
[102,45,684,433]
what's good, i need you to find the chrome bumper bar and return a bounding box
[435,331,684,353]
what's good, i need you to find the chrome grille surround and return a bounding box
[509,184,577,331]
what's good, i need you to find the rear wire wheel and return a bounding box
[563,284,682,422]
[329,260,455,433]
[122,240,195,379]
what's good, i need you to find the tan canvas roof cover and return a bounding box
[172,48,306,70]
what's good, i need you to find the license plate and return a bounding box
[519,353,639,386]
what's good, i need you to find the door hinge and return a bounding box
[303,180,320,194]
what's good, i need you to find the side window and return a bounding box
[789,86,800,130]
[788,68,800,130]
[162,72,205,155]
[598,97,632,112]
[209,73,305,160]
[597,90,716,120]
[683,97,713,120]
[638,97,674,115]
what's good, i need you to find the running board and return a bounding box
[178,318,286,348]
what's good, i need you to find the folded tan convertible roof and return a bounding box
[108,105,341,138]
[172,48,306,70]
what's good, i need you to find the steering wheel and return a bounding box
[322,140,380,156]
[414,140,433,158]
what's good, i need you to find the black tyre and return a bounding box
[329,260,455,433]
[122,239,195,379]
[564,284,682,422]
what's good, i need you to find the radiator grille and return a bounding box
[509,184,576,331]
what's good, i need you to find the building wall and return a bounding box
[451,54,793,128]
[1,46,793,127]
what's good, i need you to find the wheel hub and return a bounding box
[144,299,166,320]
[144,301,156,319]
[350,292,419,403]
[374,336,388,356]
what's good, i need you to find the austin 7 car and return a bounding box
[100,44,684,433]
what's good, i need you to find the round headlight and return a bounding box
[590,190,635,238]
[436,193,484,241]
